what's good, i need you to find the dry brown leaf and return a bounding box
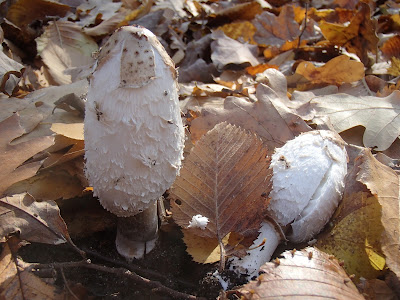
[6,0,70,28]
[358,278,398,300]
[211,30,259,69]
[0,50,24,96]
[317,149,400,281]
[0,114,54,196]
[357,150,400,280]
[5,166,84,201]
[207,2,262,26]
[237,247,364,299]
[387,57,400,77]
[319,2,378,65]
[381,35,400,59]
[190,83,310,153]
[170,122,272,265]
[253,5,320,48]
[217,21,257,44]
[36,20,98,85]
[0,193,72,245]
[311,91,400,151]
[295,55,365,85]
[0,237,65,299]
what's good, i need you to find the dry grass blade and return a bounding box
[170,122,272,268]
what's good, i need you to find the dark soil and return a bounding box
[18,196,229,300]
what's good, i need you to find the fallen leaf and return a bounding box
[317,149,400,280]
[0,50,24,96]
[357,150,400,280]
[207,2,263,27]
[217,21,257,44]
[5,166,84,201]
[319,2,378,65]
[6,0,70,28]
[75,0,122,27]
[387,57,400,77]
[170,122,272,265]
[36,20,98,85]
[0,237,65,299]
[0,114,54,196]
[0,193,73,245]
[295,55,365,85]
[50,123,84,141]
[359,278,398,300]
[237,247,364,299]
[253,5,320,47]
[182,230,247,264]
[311,91,400,151]
[380,35,400,59]
[211,30,259,69]
[0,80,88,142]
[190,83,310,153]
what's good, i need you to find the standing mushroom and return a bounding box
[84,26,184,260]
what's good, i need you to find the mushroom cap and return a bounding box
[84,26,184,217]
[267,130,348,242]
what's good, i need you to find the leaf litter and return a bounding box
[0,0,399,299]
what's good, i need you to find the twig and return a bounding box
[82,247,197,289]
[59,267,79,300]
[32,260,205,300]
[298,0,309,48]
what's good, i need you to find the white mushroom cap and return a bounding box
[84,26,184,217]
[267,130,348,242]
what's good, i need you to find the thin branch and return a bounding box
[298,0,309,48]
[59,267,79,300]
[32,260,205,300]
[82,247,197,289]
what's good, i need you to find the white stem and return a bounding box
[228,221,281,280]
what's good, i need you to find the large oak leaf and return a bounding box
[312,91,400,151]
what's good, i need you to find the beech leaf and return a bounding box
[170,122,272,265]
[237,247,364,299]
[312,91,400,151]
[0,114,54,196]
[0,193,71,245]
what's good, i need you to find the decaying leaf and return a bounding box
[170,122,272,266]
[319,2,378,65]
[0,237,65,299]
[6,0,70,29]
[253,5,320,47]
[190,83,310,153]
[356,150,400,280]
[0,114,54,196]
[0,49,25,96]
[312,91,400,151]
[317,149,400,280]
[5,166,84,201]
[211,30,259,69]
[0,193,72,245]
[295,55,365,85]
[36,20,98,85]
[237,247,364,299]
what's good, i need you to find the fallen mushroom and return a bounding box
[84,26,184,260]
[229,130,348,279]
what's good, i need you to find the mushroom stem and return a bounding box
[116,200,158,261]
